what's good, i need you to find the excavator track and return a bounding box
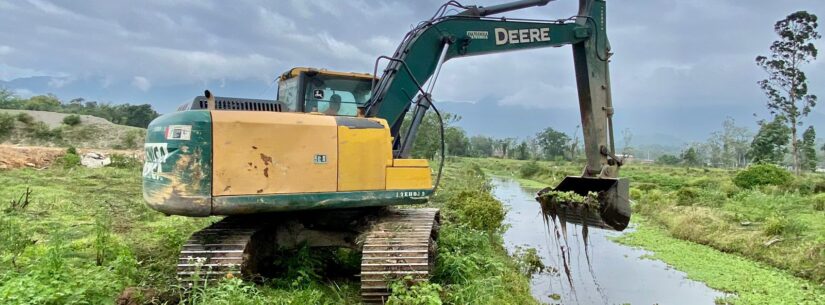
[360,208,440,304]
[177,217,266,286]
[176,207,441,305]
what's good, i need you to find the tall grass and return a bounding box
[0,158,539,304]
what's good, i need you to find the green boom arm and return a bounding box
[366,0,618,178]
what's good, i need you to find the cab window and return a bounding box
[304,74,372,116]
[277,77,300,111]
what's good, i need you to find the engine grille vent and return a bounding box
[189,96,282,112]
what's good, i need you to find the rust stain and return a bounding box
[260,153,273,166]
[252,146,258,150]
[223,185,231,192]
[256,189,264,194]
[263,167,269,178]
[247,162,253,167]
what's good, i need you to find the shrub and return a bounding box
[387,277,443,305]
[62,114,81,126]
[446,191,505,232]
[718,181,740,198]
[0,113,14,140]
[15,112,33,124]
[26,121,61,141]
[518,160,541,178]
[687,177,715,188]
[629,188,643,201]
[732,164,792,189]
[656,154,681,165]
[54,148,81,169]
[634,182,658,191]
[763,215,806,236]
[811,194,825,212]
[121,130,144,149]
[676,187,700,206]
[109,154,141,169]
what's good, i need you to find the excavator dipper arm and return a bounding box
[366,0,630,231]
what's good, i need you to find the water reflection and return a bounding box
[492,177,722,305]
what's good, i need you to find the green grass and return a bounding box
[0,157,537,304]
[469,157,825,285]
[466,156,825,304]
[616,218,825,305]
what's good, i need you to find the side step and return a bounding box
[360,208,440,304]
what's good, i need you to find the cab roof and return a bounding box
[280,67,376,81]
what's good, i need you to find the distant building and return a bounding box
[618,154,635,163]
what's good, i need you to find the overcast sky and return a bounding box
[1,0,824,144]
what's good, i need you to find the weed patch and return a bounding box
[733,164,792,189]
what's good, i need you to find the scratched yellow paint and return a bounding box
[337,124,391,191]
[211,111,338,195]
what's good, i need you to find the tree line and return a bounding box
[0,89,159,128]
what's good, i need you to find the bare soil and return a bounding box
[0,145,142,169]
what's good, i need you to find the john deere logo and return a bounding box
[466,31,488,39]
[494,27,550,45]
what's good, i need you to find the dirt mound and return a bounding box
[0,109,115,128]
[0,145,142,169]
[0,110,146,149]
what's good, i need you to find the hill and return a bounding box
[0,109,145,149]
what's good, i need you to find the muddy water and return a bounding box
[492,178,723,305]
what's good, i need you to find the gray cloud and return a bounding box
[1,0,824,141]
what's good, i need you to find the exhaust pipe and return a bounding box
[536,177,630,231]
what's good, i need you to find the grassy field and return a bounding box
[468,157,825,304]
[0,154,537,304]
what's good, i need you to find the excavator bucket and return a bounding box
[536,177,630,231]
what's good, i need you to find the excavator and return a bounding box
[141,0,629,303]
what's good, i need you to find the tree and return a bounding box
[444,125,470,157]
[121,104,159,128]
[569,125,580,160]
[497,137,516,159]
[801,125,817,171]
[23,94,61,111]
[0,87,23,109]
[681,147,702,168]
[400,112,469,160]
[749,115,791,164]
[656,154,681,166]
[756,11,820,174]
[469,136,494,157]
[621,128,633,156]
[514,140,530,160]
[535,127,570,160]
[707,117,752,168]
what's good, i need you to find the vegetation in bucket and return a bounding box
[537,190,600,210]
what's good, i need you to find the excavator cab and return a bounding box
[277,67,375,116]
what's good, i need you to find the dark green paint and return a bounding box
[211,189,433,215]
[367,1,608,135]
[142,110,213,216]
